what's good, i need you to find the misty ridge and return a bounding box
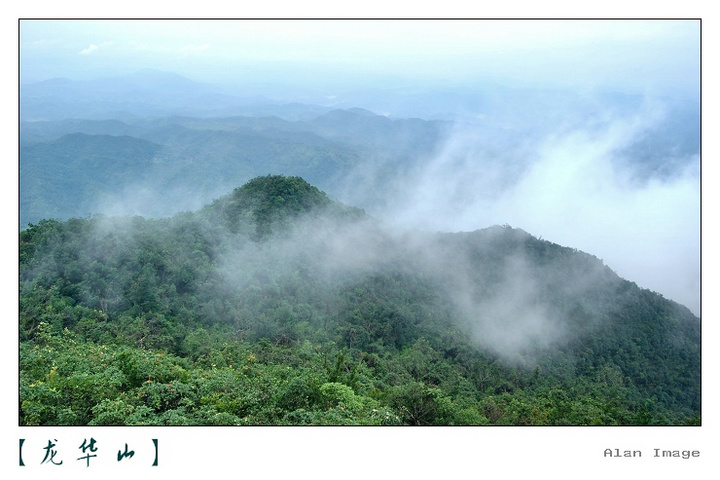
[22,169,697,367]
[199,193,611,365]
[19,173,700,425]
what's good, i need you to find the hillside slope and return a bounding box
[19,176,700,425]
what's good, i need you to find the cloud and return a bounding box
[494,107,700,315]
[442,248,567,364]
[79,44,99,55]
[372,95,700,316]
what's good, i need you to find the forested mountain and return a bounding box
[19,175,700,426]
[20,133,163,224]
[19,108,447,228]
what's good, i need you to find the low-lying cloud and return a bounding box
[369,97,700,316]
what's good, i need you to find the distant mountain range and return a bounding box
[19,70,699,230]
[19,94,449,228]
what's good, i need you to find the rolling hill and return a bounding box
[19,175,700,425]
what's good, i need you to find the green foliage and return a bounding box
[20,134,161,228]
[18,176,701,426]
[209,174,362,239]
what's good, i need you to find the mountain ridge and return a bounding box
[18,107,445,229]
[19,175,700,425]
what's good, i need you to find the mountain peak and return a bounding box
[208,175,361,239]
[233,174,331,211]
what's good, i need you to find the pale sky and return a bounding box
[19,19,700,97]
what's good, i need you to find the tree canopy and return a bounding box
[19,176,700,425]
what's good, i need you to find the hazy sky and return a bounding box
[20,19,700,96]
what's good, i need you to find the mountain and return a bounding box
[19,108,447,228]
[19,71,698,235]
[20,133,163,226]
[19,175,700,426]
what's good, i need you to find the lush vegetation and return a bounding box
[19,176,700,425]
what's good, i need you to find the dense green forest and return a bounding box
[19,175,700,426]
